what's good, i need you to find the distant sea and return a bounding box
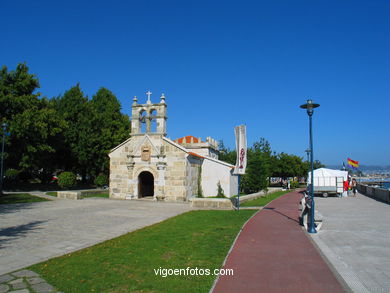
[361,178,390,190]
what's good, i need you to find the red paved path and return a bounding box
[213,190,346,293]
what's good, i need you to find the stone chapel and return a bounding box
[108,92,238,202]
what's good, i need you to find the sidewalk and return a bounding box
[212,190,347,293]
[310,192,390,293]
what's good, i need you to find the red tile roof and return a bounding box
[175,135,200,144]
[188,152,205,159]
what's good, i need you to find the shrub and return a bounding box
[94,174,108,187]
[290,181,300,189]
[216,181,226,198]
[197,166,203,198]
[57,172,77,189]
[4,169,20,184]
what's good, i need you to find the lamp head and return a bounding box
[300,99,320,116]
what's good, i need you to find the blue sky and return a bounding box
[2,0,389,165]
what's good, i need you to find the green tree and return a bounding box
[272,152,306,178]
[10,98,65,180]
[0,63,40,121]
[314,160,325,170]
[89,88,130,176]
[54,84,94,180]
[218,140,236,165]
[0,64,64,179]
[241,138,272,194]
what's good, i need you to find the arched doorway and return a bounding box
[138,171,154,198]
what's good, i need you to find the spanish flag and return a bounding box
[347,158,359,169]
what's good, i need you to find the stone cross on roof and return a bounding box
[146,90,152,104]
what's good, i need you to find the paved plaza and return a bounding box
[311,193,390,293]
[0,196,191,276]
[1,191,389,292]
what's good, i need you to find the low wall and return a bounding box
[189,187,284,209]
[357,184,390,203]
[189,198,233,209]
[57,189,106,200]
[57,191,81,200]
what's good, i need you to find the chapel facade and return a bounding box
[108,92,238,201]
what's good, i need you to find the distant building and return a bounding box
[174,136,219,159]
[108,92,238,201]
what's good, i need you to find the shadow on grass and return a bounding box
[0,220,46,249]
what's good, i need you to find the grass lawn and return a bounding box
[0,193,49,204]
[46,191,57,197]
[82,192,109,198]
[240,190,290,207]
[30,210,256,293]
[45,192,109,198]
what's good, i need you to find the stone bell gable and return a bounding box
[131,91,167,136]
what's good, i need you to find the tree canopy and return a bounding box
[0,63,130,183]
[2,62,323,191]
[219,138,325,193]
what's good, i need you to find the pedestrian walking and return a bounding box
[351,178,357,197]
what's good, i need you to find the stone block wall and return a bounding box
[189,198,233,209]
[163,142,188,202]
[186,156,202,199]
[109,155,132,199]
[57,191,81,200]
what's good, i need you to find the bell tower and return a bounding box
[131,91,167,136]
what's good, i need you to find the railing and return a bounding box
[357,183,390,203]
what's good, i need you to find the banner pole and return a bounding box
[237,175,240,211]
[234,124,246,211]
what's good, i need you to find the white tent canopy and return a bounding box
[307,168,348,182]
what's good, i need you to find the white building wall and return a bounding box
[186,148,211,157]
[185,148,219,159]
[201,158,237,198]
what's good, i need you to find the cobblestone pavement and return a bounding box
[0,269,60,293]
[0,197,191,275]
[311,193,390,293]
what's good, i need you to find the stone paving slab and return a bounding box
[0,269,58,293]
[0,198,191,275]
[310,192,390,293]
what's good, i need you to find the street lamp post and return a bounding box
[305,148,311,162]
[300,100,320,234]
[0,123,7,196]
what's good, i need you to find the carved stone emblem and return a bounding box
[141,145,151,161]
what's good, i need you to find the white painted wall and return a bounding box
[201,158,238,198]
